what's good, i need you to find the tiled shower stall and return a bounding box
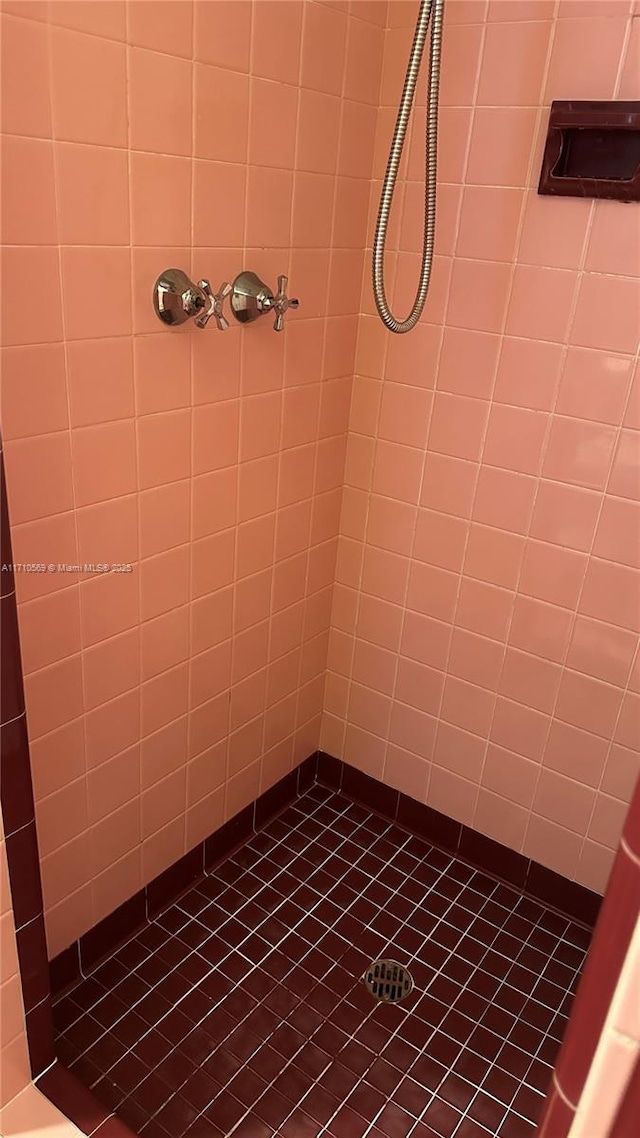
[1,0,639,1136]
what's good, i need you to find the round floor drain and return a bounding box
[363,959,414,1003]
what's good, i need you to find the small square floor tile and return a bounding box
[53,788,588,1138]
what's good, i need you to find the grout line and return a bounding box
[53,786,588,1138]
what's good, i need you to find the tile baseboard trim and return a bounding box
[50,750,600,1000]
[49,756,317,996]
[37,1061,138,1138]
[315,752,602,929]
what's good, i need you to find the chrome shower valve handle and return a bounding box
[153,268,230,330]
[229,270,299,332]
[272,275,300,332]
[195,280,232,331]
[153,268,299,332]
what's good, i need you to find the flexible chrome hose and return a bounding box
[373,0,444,334]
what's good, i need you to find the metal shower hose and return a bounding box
[372,0,445,334]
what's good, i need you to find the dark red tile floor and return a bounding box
[53,786,590,1137]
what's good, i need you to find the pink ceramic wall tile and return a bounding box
[523,814,582,881]
[429,766,477,827]
[491,696,550,762]
[518,539,587,609]
[529,481,601,552]
[466,107,538,187]
[80,566,139,647]
[506,265,578,344]
[131,152,192,247]
[448,627,504,691]
[56,141,129,246]
[533,769,596,836]
[128,0,192,56]
[18,587,82,676]
[440,675,495,739]
[4,434,73,525]
[509,595,573,664]
[0,13,52,138]
[543,416,617,490]
[447,259,512,334]
[2,247,63,347]
[545,15,628,101]
[135,335,191,417]
[580,558,640,633]
[396,656,445,716]
[1,344,69,440]
[439,22,483,107]
[72,421,137,507]
[378,382,433,449]
[429,392,489,461]
[23,655,84,741]
[82,628,140,711]
[571,274,640,356]
[594,497,640,570]
[556,347,634,426]
[366,495,416,556]
[400,610,452,671]
[420,453,477,518]
[413,508,467,572]
[3,0,639,953]
[457,186,524,266]
[406,560,459,623]
[463,524,525,590]
[588,794,628,850]
[499,647,562,715]
[567,615,637,689]
[518,193,592,271]
[472,466,537,534]
[87,745,140,825]
[434,107,474,184]
[131,49,192,158]
[49,0,126,39]
[61,247,132,341]
[602,744,640,803]
[614,691,640,752]
[543,719,609,789]
[8,513,77,604]
[389,701,437,762]
[384,743,430,801]
[433,720,486,783]
[479,18,551,106]
[372,440,424,503]
[609,430,640,502]
[556,669,624,741]
[586,201,640,279]
[140,481,191,558]
[30,720,85,802]
[455,577,514,642]
[474,789,528,853]
[482,744,538,809]
[50,26,127,146]
[2,136,57,245]
[35,778,88,859]
[66,338,135,428]
[437,327,500,401]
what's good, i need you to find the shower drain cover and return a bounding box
[363,959,414,1003]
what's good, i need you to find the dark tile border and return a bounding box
[50,755,319,997]
[50,749,602,1004]
[314,753,602,929]
[37,1063,138,1138]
